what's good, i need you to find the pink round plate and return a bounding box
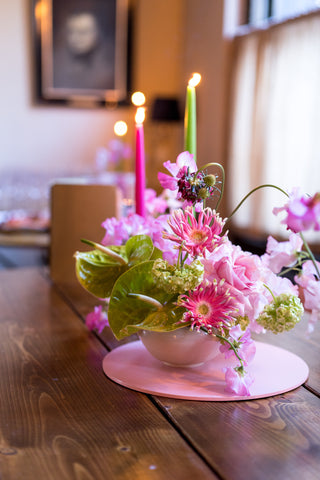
[102,340,309,401]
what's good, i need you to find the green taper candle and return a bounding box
[184,73,201,162]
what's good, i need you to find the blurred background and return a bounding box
[1,0,320,268]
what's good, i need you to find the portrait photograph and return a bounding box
[35,0,129,103]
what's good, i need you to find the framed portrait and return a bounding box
[33,0,130,104]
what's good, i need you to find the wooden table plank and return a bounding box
[0,268,218,480]
[153,389,320,480]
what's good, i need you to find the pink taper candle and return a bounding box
[135,107,146,217]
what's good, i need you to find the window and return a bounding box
[246,0,320,26]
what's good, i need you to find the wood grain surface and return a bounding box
[0,268,218,480]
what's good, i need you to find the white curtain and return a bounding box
[228,12,320,244]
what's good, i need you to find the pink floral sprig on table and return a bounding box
[76,150,319,397]
[85,305,109,334]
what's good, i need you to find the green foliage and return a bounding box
[75,235,159,299]
[108,261,185,340]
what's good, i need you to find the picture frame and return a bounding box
[33,0,130,105]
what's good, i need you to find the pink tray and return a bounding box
[102,340,309,401]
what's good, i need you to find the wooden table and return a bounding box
[0,267,319,480]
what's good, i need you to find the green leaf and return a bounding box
[75,249,128,298]
[150,246,163,260]
[125,235,155,266]
[75,235,160,299]
[108,261,185,340]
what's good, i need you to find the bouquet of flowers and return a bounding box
[75,151,320,396]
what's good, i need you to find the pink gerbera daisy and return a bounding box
[163,206,225,257]
[177,282,238,333]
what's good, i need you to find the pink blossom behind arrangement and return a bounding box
[144,188,168,216]
[295,260,320,333]
[261,234,303,273]
[273,189,320,233]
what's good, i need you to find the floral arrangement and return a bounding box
[75,151,320,396]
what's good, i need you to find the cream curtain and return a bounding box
[228,12,320,244]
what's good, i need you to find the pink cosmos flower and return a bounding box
[163,206,225,258]
[178,282,239,333]
[86,305,109,333]
[261,233,303,273]
[273,188,320,233]
[224,367,254,396]
[158,151,197,191]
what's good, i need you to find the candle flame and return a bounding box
[131,91,146,107]
[135,107,146,124]
[114,121,128,136]
[188,73,201,87]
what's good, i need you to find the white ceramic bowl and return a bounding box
[139,327,221,367]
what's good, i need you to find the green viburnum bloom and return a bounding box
[236,315,250,331]
[257,293,303,334]
[152,258,204,294]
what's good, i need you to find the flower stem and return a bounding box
[226,184,289,224]
[263,283,276,301]
[299,232,320,279]
[224,184,320,282]
[196,162,225,211]
[214,333,244,367]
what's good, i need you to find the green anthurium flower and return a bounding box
[75,235,161,299]
[75,248,128,299]
[108,261,185,340]
[125,234,155,266]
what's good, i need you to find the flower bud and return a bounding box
[204,174,216,187]
[198,187,210,199]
